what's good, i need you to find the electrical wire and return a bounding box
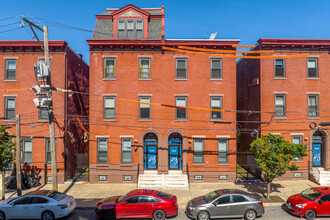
[0,27,21,34]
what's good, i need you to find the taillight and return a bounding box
[258,202,263,206]
[57,204,67,209]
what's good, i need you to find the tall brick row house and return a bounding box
[0,41,89,184]
[87,4,240,186]
[237,39,330,184]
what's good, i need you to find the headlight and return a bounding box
[296,204,307,208]
[188,206,198,210]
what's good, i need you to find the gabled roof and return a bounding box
[111,4,150,17]
[96,4,162,17]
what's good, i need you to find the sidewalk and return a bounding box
[3,180,319,209]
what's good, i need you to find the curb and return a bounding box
[263,202,284,207]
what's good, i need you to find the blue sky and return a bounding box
[1,0,330,63]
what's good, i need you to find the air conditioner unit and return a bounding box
[34,62,49,78]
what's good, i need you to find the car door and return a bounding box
[229,195,249,217]
[208,195,231,218]
[8,197,31,219]
[116,196,139,219]
[316,194,330,216]
[136,196,161,218]
[28,196,50,219]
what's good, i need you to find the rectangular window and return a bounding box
[139,97,151,119]
[97,138,108,163]
[292,136,303,161]
[176,59,187,79]
[45,138,56,165]
[308,95,319,117]
[210,96,222,120]
[175,97,187,120]
[5,97,16,120]
[274,58,285,77]
[39,108,49,120]
[122,138,132,163]
[193,139,204,164]
[211,59,222,79]
[117,20,144,39]
[307,58,318,78]
[104,58,116,78]
[23,139,33,164]
[139,59,151,78]
[104,97,115,119]
[218,139,228,164]
[5,59,16,80]
[275,94,286,117]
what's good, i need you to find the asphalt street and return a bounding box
[64,205,328,220]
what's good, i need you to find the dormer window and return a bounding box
[117,20,143,39]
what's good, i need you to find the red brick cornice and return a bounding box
[0,40,67,48]
[258,38,330,47]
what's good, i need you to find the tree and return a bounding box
[0,126,15,200]
[250,133,308,200]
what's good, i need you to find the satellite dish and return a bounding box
[209,31,217,40]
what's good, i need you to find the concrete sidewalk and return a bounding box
[3,180,319,209]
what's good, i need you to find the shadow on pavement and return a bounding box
[235,181,283,198]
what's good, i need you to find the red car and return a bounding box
[286,187,330,220]
[95,189,178,220]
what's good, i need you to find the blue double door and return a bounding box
[144,141,157,170]
[312,139,322,167]
[169,139,182,170]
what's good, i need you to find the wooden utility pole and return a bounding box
[44,26,58,191]
[16,115,22,196]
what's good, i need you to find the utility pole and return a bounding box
[44,26,58,191]
[16,115,22,196]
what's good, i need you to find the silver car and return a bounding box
[185,189,264,220]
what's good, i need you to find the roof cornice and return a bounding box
[258,38,330,46]
[0,40,67,48]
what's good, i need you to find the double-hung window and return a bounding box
[218,139,228,164]
[5,59,16,80]
[139,97,151,119]
[117,20,143,39]
[122,138,132,163]
[45,138,56,164]
[292,136,303,161]
[176,59,187,79]
[274,58,285,77]
[308,95,319,117]
[23,139,33,164]
[175,97,187,120]
[97,138,108,163]
[104,58,116,78]
[210,59,222,79]
[139,58,151,78]
[193,139,204,164]
[275,94,286,117]
[210,96,222,120]
[39,108,49,120]
[104,97,115,119]
[307,58,318,78]
[5,97,16,120]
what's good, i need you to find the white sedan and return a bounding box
[0,190,76,220]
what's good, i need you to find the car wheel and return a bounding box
[305,210,316,220]
[41,211,54,220]
[0,211,6,220]
[103,210,116,220]
[153,209,166,220]
[244,209,257,220]
[197,210,210,220]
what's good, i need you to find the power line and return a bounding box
[0,22,19,28]
[0,16,19,22]
[0,27,21,34]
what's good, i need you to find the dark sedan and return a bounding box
[185,189,264,220]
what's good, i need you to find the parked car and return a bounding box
[95,189,178,220]
[0,190,76,220]
[286,187,330,220]
[185,189,264,220]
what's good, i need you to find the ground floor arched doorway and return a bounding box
[168,133,182,170]
[144,133,158,170]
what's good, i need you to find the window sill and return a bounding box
[3,119,15,122]
[192,163,204,166]
[103,119,116,122]
[38,119,49,122]
[4,79,17,82]
[217,163,229,166]
[138,78,152,80]
[103,78,116,81]
[138,119,152,122]
[308,117,320,120]
[175,79,188,81]
[175,119,188,122]
[210,78,223,81]
[96,164,109,167]
[120,163,133,167]
[307,77,319,80]
[274,77,286,80]
[274,117,287,120]
[210,119,223,122]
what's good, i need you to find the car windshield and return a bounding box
[202,191,220,203]
[117,192,130,203]
[300,188,323,201]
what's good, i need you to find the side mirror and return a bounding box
[213,202,217,206]
[318,199,323,204]
[121,201,127,205]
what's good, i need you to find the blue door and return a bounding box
[169,139,182,170]
[144,141,157,170]
[312,140,322,166]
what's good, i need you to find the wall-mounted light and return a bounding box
[133,139,138,152]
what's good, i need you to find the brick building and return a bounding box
[237,39,330,184]
[0,40,89,184]
[87,4,240,186]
